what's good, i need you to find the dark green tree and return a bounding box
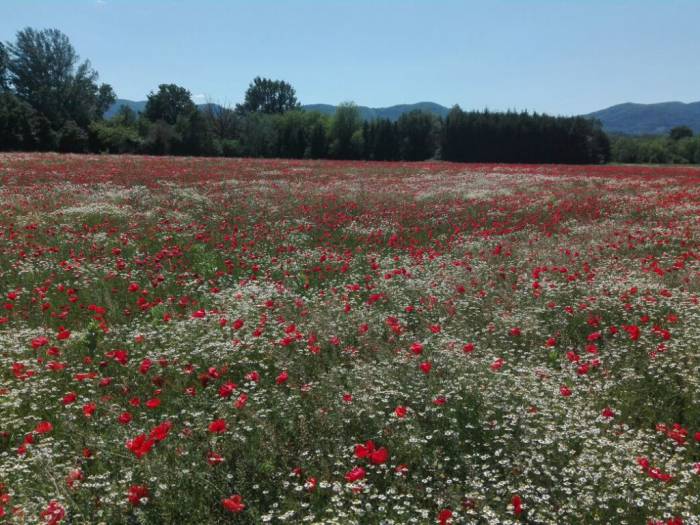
[175,109,217,156]
[144,84,196,125]
[0,42,9,91]
[6,28,114,128]
[397,110,436,160]
[307,117,328,159]
[669,125,693,141]
[112,105,138,127]
[0,91,37,149]
[58,120,88,152]
[329,102,362,159]
[238,77,300,114]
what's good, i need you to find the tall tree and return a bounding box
[397,110,436,161]
[238,77,300,114]
[0,42,9,91]
[329,102,362,159]
[6,28,114,128]
[144,84,197,125]
[669,125,693,141]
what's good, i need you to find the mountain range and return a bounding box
[105,99,700,136]
[584,101,700,135]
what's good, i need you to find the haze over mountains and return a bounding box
[106,99,700,136]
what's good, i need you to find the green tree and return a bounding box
[397,110,436,160]
[0,42,9,91]
[669,125,693,141]
[175,109,217,156]
[144,84,196,125]
[329,102,362,159]
[307,117,328,159]
[6,28,114,128]
[238,77,300,114]
[58,120,88,152]
[112,105,138,127]
[0,91,37,149]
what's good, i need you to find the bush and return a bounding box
[89,121,141,153]
[58,120,88,153]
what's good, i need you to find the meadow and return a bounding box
[0,153,699,524]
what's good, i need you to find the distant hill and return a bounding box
[105,99,450,121]
[106,98,700,136]
[302,102,450,121]
[586,101,700,135]
[105,99,147,118]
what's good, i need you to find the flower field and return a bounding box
[0,153,699,524]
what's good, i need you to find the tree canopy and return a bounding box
[5,27,114,128]
[237,76,300,114]
[144,84,197,125]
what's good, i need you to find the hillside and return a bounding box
[586,101,700,135]
[302,102,450,121]
[105,99,451,121]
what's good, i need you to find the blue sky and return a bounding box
[2,0,699,115]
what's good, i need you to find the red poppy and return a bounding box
[127,485,149,506]
[512,495,522,516]
[207,451,225,466]
[208,418,227,433]
[118,412,133,425]
[438,508,453,524]
[369,447,389,465]
[35,421,53,434]
[344,466,366,482]
[149,421,172,441]
[222,494,245,513]
[126,434,155,458]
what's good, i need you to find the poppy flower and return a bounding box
[35,421,53,434]
[512,495,522,516]
[208,418,227,433]
[275,370,288,384]
[126,434,155,458]
[207,451,225,466]
[344,466,366,482]
[394,406,407,418]
[438,508,453,524]
[354,440,375,459]
[369,447,389,465]
[39,500,65,525]
[222,494,245,513]
[31,336,49,349]
[118,412,133,425]
[234,393,248,409]
[149,421,172,441]
[127,485,149,506]
[419,361,432,374]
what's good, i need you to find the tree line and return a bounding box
[0,27,613,163]
[609,126,700,164]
